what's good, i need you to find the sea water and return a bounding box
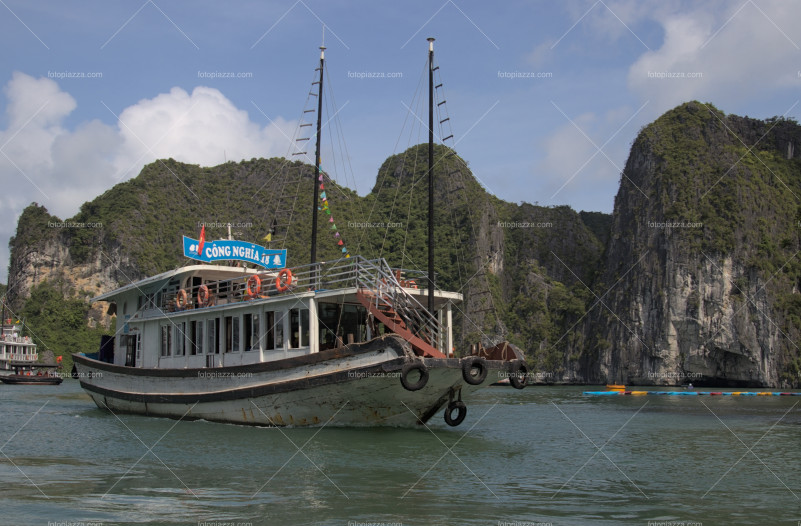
[1,382,800,525]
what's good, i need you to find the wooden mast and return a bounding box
[427,37,435,315]
[310,45,325,267]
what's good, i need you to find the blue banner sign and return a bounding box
[182,236,287,269]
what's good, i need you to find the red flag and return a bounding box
[198,224,206,255]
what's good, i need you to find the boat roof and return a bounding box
[92,264,260,302]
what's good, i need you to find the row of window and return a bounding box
[160,308,310,357]
[0,345,34,355]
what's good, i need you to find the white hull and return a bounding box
[73,335,508,427]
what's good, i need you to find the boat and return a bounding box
[0,318,62,384]
[0,371,63,386]
[0,318,39,375]
[73,38,529,427]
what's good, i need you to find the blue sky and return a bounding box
[2,0,801,282]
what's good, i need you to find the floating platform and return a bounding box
[583,390,801,396]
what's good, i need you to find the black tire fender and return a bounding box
[400,361,429,391]
[509,359,529,389]
[444,400,467,426]
[461,356,488,385]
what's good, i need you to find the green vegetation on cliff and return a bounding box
[19,280,115,373]
[8,144,607,368]
[594,101,801,386]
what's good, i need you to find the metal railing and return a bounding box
[354,258,443,352]
[0,354,36,361]
[152,256,443,350]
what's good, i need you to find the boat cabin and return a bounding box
[92,257,460,369]
[0,320,38,372]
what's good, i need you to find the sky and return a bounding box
[1,0,801,283]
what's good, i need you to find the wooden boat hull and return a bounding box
[0,375,63,385]
[73,335,512,427]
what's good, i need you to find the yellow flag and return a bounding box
[262,233,272,242]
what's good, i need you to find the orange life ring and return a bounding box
[197,284,210,306]
[276,268,293,292]
[247,275,262,297]
[176,289,189,309]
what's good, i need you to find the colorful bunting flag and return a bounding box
[317,166,352,259]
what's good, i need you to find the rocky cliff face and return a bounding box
[8,203,118,309]
[6,147,607,360]
[6,205,123,326]
[580,102,801,387]
[13,103,796,387]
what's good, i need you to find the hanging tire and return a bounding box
[509,359,529,389]
[444,400,467,427]
[461,356,488,385]
[400,362,429,391]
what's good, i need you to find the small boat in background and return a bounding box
[607,384,626,391]
[0,318,62,385]
[0,318,38,375]
[0,370,63,386]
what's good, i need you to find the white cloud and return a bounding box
[628,1,801,113]
[0,72,297,282]
[112,86,294,180]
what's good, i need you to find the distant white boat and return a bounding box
[0,319,62,384]
[0,319,38,375]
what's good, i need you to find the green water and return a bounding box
[1,381,800,525]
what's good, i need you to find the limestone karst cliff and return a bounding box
[7,103,801,387]
[576,102,801,387]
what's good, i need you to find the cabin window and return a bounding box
[174,322,186,356]
[342,304,367,344]
[224,316,233,353]
[289,309,299,348]
[251,313,260,351]
[161,326,171,356]
[274,311,284,349]
[207,319,217,354]
[224,316,240,353]
[264,311,275,350]
[244,314,253,352]
[233,316,240,352]
[301,309,309,347]
[190,320,203,355]
[289,308,309,348]
[137,295,143,311]
[319,303,339,349]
